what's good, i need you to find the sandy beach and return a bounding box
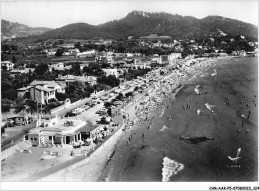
[96,56,258,182]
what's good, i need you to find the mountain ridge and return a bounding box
[3,11,258,41]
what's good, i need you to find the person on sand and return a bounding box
[248,110,251,119]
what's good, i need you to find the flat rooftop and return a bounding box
[29,119,87,135]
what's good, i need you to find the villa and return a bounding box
[1,61,14,71]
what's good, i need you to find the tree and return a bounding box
[83,66,94,75]
[84,85,95,95]
[97,45,106,52]
[2,66,7,70]
[104,102,112,108]
[101,63,110,68]
[106,75,120,87]
[2,44,10,52]
[2,89,17,100]
[116,93,124,100]
[74,42,81,49]
[14,95,26,114]
[10,44,18,50]
[93,83,107,92]
[1,126,6,136]
[160,70,165,75]
[107,107,112,116]
[71,63,81,76]
[56,92,68,101]
[1,104,11,113]
[55,48,64,57]
[125,92,133,97]
[12,56,17,64]
[97,75,107,84]
[34,63,49,76]
[26,63,36,68]
[1,52,8,61]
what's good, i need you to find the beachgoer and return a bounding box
[246,129,249,134]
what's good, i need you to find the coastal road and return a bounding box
[54,86,119,117]
[55,80,141,117]
[1,123,36,150]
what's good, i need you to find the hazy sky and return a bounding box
[1,0,259,29]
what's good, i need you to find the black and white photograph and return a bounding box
[0,0,259,190]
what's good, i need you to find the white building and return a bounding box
[168,53,182,60]
[17,80,64,105]
[1,61,14,70]
[76,50,96,58]
[102,68,123,78]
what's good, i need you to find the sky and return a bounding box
[1,0,259,29]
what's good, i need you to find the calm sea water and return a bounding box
[103,57,258,182]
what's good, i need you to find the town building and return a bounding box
[17,86,31,100]
[17,81,64,104]
[1,61,14,71]
[56,74,97,86]
[30,80,65,93]
[76,50,96,58]
[140,34,172,41]
[28,118,87,147]
[9,68,35,77]
[102,68,124,78]
[10,69,25,77]
[168,53,182,60]
[151,56,162,64]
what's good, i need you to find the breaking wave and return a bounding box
[162,157,184,182]
[205,103,215,113]
[160,109,165,117]
[201,73,208,77]
[195,85,200,94]
[211,69,217,76]
[197,109,203,115]
[159,125,168,132]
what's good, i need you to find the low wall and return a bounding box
[50,104,68,115]
[1,144,17,161]
[50,98,88,115]
[36,123,124,181]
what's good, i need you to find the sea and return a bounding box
[100,57,258,182]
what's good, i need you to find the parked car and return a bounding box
[65,112,77,117]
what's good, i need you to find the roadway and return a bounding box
[1,123,36,150]
[54,86,119,117]
[54,80,137,117]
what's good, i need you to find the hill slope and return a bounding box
[18,11,259,41]
[1,19,51,38]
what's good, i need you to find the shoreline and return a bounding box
[96,56,234,181]
[101,56,257,182]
